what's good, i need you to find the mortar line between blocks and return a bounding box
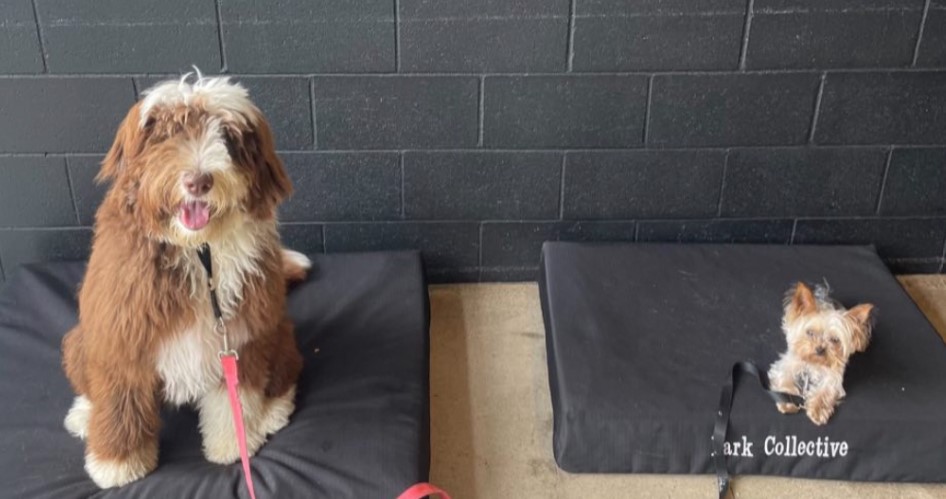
[807,72,826,143]
[738,0,755,71]
[6,145,934,157]
[790,219,798,244]
[567,0,577,72]
[400,153,406,219]
[131,78,139,99]
[310,79,318,149]
[213,0,228,72]
[477,76,485,147]
[912,0,933,66]
[634,220,641,242]
[559,154,567,220]
[194,215,942,225]
[938,228,946,273]
[394,0,402,72]
[7,68,946,79]
[63,158,82,225]
[643,75,654,146]
[717,149,730,217]
[30,0,48,73]
[876,147,894,215]
[0,226,93,231]
[478,223,484,268]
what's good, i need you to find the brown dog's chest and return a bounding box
[154,238,264,406]
[156,319,251,406]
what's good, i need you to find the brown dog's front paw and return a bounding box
[806,401,835,426]
[85,451,156,489]
[199,387,268,464]
[260,386,296,436]
[65,395,92,439]
[777,402,800,414]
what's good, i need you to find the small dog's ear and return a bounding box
[846,304,874,352]
[786,282,817,320]
[98,102,148,183]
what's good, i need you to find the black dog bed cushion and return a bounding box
[539,242,946,482]
[0,252,430,499]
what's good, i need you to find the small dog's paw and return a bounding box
[806,402,834,426]
[65,395,92,439]
[776,402,800,414]
[85,452,154,489]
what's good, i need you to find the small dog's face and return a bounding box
[782,282,873,371]
[98,77,291,247]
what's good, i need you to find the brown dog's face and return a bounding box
[99,77,291,247]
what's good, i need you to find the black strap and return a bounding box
[196,243,223,321]
[713,361,805,499]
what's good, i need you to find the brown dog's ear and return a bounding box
[228,111,292,219]
[846,304,874,352]
[98,102,148,183]
[785,282,817,320]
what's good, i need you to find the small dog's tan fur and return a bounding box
[61,75,308,488]
[769,282,874,425]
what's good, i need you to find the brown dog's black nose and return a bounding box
[184,173,214,196]
[816,347,826,356]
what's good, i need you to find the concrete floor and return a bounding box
[428,276,946,499]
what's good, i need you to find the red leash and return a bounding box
[222,354,258,499]
[202,245,450,499]
[223,338,450,499]
[199,244,258,499]
[397,483,452,499]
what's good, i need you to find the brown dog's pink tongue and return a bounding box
[181,201,210,230]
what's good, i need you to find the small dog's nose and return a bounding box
[816,347,826,356]
[184,173,214,196]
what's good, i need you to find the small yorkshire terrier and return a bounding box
[768,282,874,425]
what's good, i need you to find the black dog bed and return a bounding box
[539,242,946,483]
[0,252,430,498]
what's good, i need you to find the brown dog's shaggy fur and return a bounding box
[62,75,308,488]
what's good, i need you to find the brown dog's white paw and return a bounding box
[65,395,92,439]
[199,386,268,464]
[203,432,244,465]
[85,451,155,489]
[260,386,296,436]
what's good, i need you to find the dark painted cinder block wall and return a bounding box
[1,0,946,282]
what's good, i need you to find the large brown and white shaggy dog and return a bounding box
[61,74,310,488]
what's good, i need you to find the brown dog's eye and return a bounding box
[806,330,814,337]
[222,130,240,160]
[830,337,840,344]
